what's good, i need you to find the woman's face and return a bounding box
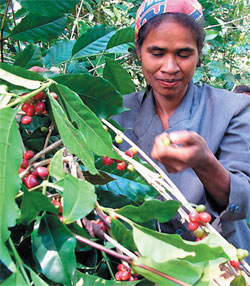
[137,21,199,102]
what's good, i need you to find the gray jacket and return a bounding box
[112,82,250,262]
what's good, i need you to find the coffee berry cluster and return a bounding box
[115,264,138,281]
[19,150,49,189]
[20,91,57,125]
[188,204,211,240]
[102,135,137,173]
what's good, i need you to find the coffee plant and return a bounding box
[0,0,249,285]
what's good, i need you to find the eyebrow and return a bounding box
[147,46,195,53]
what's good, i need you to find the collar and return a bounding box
[134,82,198,137]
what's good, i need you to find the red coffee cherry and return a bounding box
[189,211,200,223]
[35,166,49,179]
[115,271,123,281]
[105,216,112,225]
[230,260,240,269]
[121,271,131,281]
[21,159,29,169]
[129,147,138,156]
[51,200,63,215]
[25,105,35,116]
[199,212,211,224]
[24,174,39,189]
[125,149,134,157]
[21,102,32,113]
[49,92,58,100]
[117,161,126,171]
[102,156,113,166]
[23,150,34,160]
[97,221,106,232]
[33,91,46,101]
[18,167,25,174]
[188,221,199,231]
[21,116,32,125]
[35,101,45,114]
[117,264,128,272]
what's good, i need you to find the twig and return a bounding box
[101,118,250,272]
[70,0,84,40]
[74,233,192,286]
[42,122,54,158]
[29,140,63,164]
[205,15,250,30]
[0,0,10,62]
[10,0,20,53]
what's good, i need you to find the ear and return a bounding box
[136,43,142,61]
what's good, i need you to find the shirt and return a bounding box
[112,82,250,262]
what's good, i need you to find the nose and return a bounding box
[160,55,180,74]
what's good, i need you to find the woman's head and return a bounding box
[135,0,205,54]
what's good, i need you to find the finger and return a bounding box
[168,131,198,146]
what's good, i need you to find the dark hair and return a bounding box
[136,13,205,54]
[233,85,250,94]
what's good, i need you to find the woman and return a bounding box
[112,0,250,262]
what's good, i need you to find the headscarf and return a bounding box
[135,0,203,38]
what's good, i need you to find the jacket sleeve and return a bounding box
[217,99,250,221]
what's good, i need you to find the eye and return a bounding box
[151,52,164,57]
[178,53,190,58]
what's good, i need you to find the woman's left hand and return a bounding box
[151,131,211,173]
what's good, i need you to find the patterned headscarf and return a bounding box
[135,0,203,38]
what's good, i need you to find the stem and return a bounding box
[74,234,132,263]
[70,0,84,40]
[134,262,192,286]
[101,251,115,280]
[41,122,55,159]
[74,234,191,286]
[10,0,20,53]
[29,139,63,164]
[5,80,54,108]
[8,238,30,284]
[0,0,10,62]
[205,15,249,29]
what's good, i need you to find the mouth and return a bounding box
[157,78,181,88]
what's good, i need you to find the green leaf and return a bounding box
[17,0,78,16]
[73,270,140,285]
[0,108,22,272]
[106,27,135,50]
[49,95,97,174]
[0,63,43,90]
[193,67,205,83]
[96,174,158,208]
[52,84,119,159]
[63,175,97,224]
[31,213,76,285]
[111,219,137,252]
[25,265,50,286]
[44,39,76,68]
[10,14,67,43]
[206,61,229,77]
[1,270,28,286]
[49,148,66,181]
[53,74,127,118]
[230,274,246,286]
[82,170,115,185]
[132,224,230,285]
[19,191,58,225]
[104,57,135,95]
[205,30,219,41]
[72,25,116,58]
[14,44,42,69]
[116,200,181,223]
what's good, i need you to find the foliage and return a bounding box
[0,0,249,285]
